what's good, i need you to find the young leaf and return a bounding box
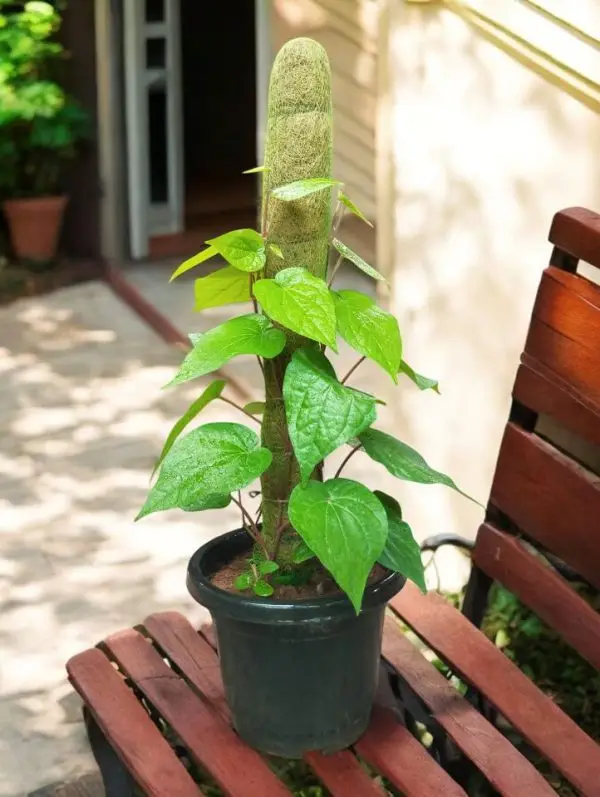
[253,267,337,349]
[283,348,377,483]
[153,379,226,475]
[359,428,478,503]
[194,266,250,311]
[292,540,316,564]
[258,560,280,575]
[374,490,427,593]
[331,238,385,282]
[399,360,440,394]
[137,423,272,520]
[169,314,286,387]
[234,572,253,590]
[269,243,284,259]
[338,192,373,227]
[289,479,388,613]
[272,178,341,201]
[254,580,275,597]
[334,290,401,381]
[206,229,266,273]
[170,245,217,281]
[244,401,266,415]
[243,165,269,174]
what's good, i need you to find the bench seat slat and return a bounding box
[66,649,200,797]
[389,583,600,797]
[381,617,556,797]
[103,628,292,797]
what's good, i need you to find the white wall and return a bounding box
[383,2,600,573]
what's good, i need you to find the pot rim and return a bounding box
[187,528,405,624]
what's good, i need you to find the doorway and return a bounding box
[124,0,259,260]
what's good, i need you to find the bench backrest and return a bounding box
[468,207,600,672]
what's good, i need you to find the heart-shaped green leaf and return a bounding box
[399,360,440,393]
[360,428,477,503]
[375,490,426,593]
[206,229,265,273]
[334,290,401,381]
[169,314,286,387]
[253,268,337,349]
[243,401,266,415]
[289,478,388,613]
[153,379,226,475]
[331,239,385,281]
[284,348,377,483]
[272,178,341,201]
[339,192,373,227]
[137,423,272,520]
[170,245,217,281]
[194,266,250,311]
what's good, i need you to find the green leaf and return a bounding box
[253,268,337,349]
[206,229,265,273]
[272,178,341,201]
[194,266,250,311]
[254,580,274,597]
[269,243,284,259]
[399,360,440,393]
[243,165,269,174]
[334,290,401,381]
[339,192,373,227]
[375,490,427,594]
[359,428,478,503]
[170,245,217,281]
[331,239,385,282]
[169,314,286,387]
[137,423,271,520]
[258,560,280,575]
[289,479,388,613]
[244,401,266,415]
[153,379,226,475]
[283,348,377,483]
[234,572,253,590]
[292,540,316,564]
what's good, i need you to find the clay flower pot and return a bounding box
[3,195,68,262]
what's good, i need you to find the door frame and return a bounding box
[94,0,272,263]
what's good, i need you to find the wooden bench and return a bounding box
[67,207,600,796]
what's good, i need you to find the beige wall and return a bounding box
[270,0,381,223]
[382,1,600,567]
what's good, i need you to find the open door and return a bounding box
[124,0,184,259]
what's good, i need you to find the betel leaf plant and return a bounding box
[137,39,473,614]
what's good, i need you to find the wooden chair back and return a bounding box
[468,207,600,671]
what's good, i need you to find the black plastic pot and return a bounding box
[187,529,405,758]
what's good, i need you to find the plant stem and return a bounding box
[220,396,261,425]
[231,494,268,556]
[334,443,363,479]
[331,197,344,236]
[341,356,366,384]
[256,356,265,377]
[271,519,288,562]
[327,251,344,288]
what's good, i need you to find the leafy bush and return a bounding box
[0,1,89,199]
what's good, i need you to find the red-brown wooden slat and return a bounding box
[66,649,201,797]
[491,423,600,589]
[549,207,600,270]
[381,617,556,797]
[103,628,292,797]
[355,706,468,797]
[525,268,600,408]
[474,524,600,670]
[144,612,390,797]
[389,583,600,797]
[513,355,600,448]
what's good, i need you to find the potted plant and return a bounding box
[137,37,474,758]
[0,1,89,263]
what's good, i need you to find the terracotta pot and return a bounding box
[3,195,68,262]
